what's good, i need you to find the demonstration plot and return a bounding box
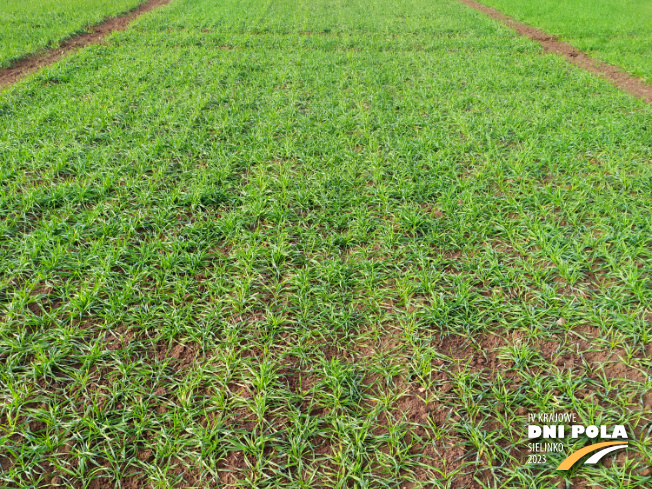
[0,0,146,68]
[0,0,650,488]
[475,0,652,82]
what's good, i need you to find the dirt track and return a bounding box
[458,0,652,104]
[0,0,170,89]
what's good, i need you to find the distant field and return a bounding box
[0,0,145,67]
[1,0,651,488]
[477,0,652,82]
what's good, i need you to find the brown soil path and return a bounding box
[0,0,170,89]
[458,0,652,104]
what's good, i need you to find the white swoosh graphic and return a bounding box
[584,444,628,465]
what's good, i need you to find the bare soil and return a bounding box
[458,0,652,104]
[0,0,170,89]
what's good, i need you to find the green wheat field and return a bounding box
[0,0,650,488]
[0,0,144,68]
[477,0,652,82]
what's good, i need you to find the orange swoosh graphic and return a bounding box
[556,441,628,470]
